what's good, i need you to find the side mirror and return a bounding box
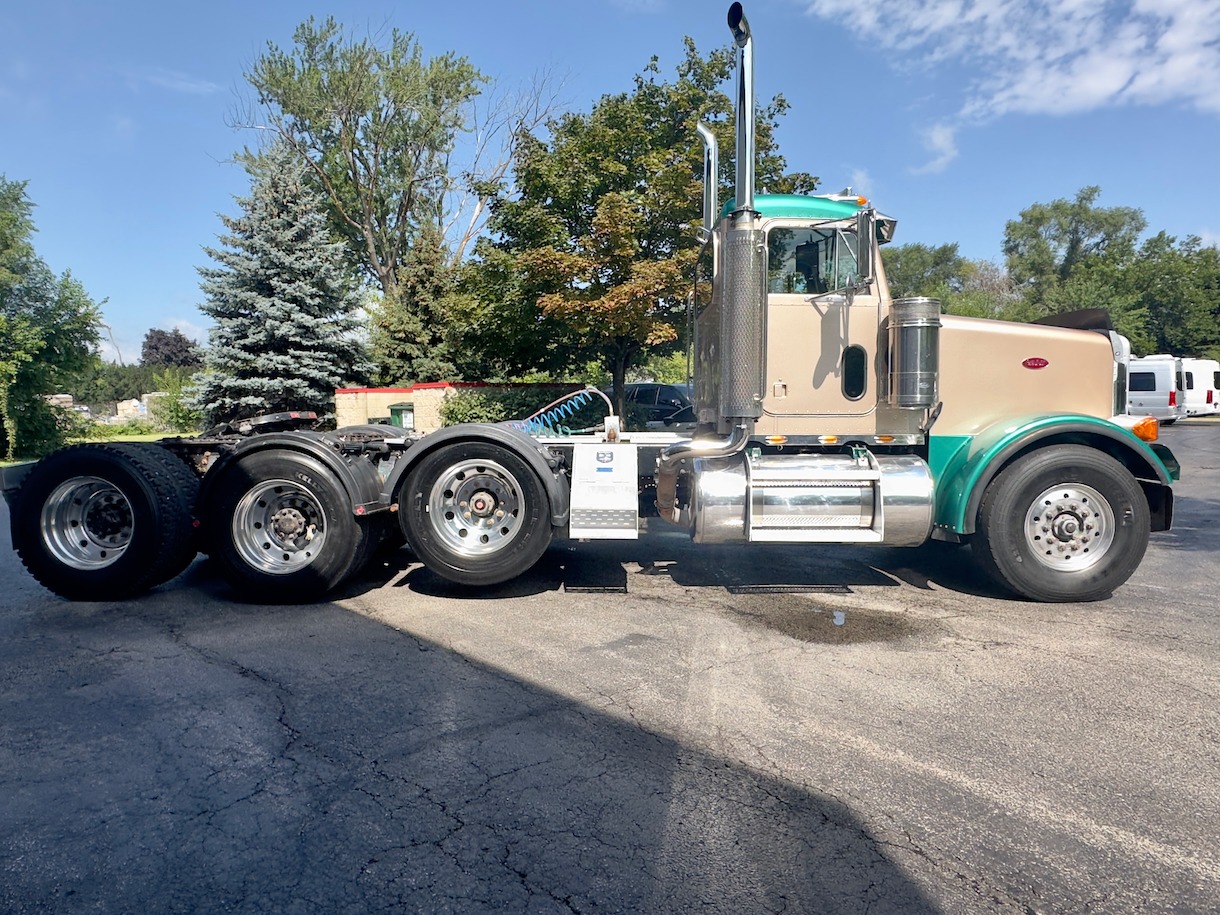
[856,208,875,284]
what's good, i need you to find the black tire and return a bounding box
[205,449,360,602]
[399,441,553,587]
[974,445,1150,602]
[110,444,202,585]
[11,443,198,601]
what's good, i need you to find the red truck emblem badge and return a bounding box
[1022,357,1049,369]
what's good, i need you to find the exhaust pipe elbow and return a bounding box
[654,424,751,523]
[728,3,750,47]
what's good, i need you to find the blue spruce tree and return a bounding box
[193,142,369,425]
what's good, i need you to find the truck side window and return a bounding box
[767,225,860,294]
[842,345,867,399]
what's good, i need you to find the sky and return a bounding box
[3,0,1218,364]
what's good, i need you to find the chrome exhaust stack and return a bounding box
[696,123,718,236]
[727,2,756,218]
[717,1,766,428]
[656,3,765,523]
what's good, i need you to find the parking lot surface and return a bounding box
[2,421,1218,913]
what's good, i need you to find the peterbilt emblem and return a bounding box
[1022,357,1049,369]
[597,451,614,463]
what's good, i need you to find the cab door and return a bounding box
[760,221,879,431]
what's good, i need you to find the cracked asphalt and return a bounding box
[2,421,1218,914]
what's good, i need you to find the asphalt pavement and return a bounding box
[2,420,1218,913]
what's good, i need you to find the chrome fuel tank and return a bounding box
[690,450,933,546]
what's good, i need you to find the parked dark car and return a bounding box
[617,382,694,428]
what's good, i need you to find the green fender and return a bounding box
[929,414,1179,536]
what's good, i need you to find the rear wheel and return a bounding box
[207,450,360,601]
[12,444,198,600]
[974,445,1150,602]
[399,441,553,586]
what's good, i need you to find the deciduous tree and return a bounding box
[244,18,483,301]
[459,40,816,410]
[0,177,100,458]
[140,327,202,368]
[1003,186,1145,315]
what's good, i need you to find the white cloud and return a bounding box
[123,66,221,96]
[804,0,1220,118]
[1199,230,1220,250]
[910,123,958,174]
[848,167,874,196]
[171,319,207,344]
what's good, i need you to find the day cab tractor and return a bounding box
[2,3,1177,605]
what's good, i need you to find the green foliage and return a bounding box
[141,328,202,368]
[369,223,459,384]
[458,39,815,398]
[67,361,161,406]
[192,141,371,425]
[245,17,483,300]
[437,385,599,430]
[0,176,102,458]
[1125,233,1220,358]
[437,389,510,425]
[84,419,160,440]
[883,243,969,298]
[636,351,689,385]
[882,187,1218,361]
[150,368,204,433]
[883,244,1024,320]
[1003,186,1145,316]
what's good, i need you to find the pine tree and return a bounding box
[370,222,458,385]
[192,142,370,425]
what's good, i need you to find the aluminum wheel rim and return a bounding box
[427,458,523,557]
[40,476,133,570]
[1024,482,1115,572]
[232,479,327,574]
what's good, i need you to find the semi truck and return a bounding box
[1,3,1178,605]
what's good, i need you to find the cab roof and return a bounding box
[720,193,897,241]
[722,193,864,220]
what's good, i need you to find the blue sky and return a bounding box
[4,0,1218,364]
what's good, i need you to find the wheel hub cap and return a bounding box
[232,481,326,574]
[41,476,134,570]
[1024,484,1115,571]
[429,460,523,556]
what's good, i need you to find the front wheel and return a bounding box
[399,441,553,587]
[206,450,361,602]
[974,445,1150,602]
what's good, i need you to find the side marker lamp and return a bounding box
[1131,416,1159,442]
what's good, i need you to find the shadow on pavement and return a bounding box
[0,585,942,914]
[342,520,1006,604]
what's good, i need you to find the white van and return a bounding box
[1180,357,1220,416]
[1127,354,1185,423]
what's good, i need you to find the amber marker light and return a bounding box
[818,435,839,444]
[1131,416,1159,442]
[765,435,788,445]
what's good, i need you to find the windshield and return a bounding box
[767,225,860,294]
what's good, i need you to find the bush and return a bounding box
[84,419,160,439]
[439,385,605,431]
[150,369,204,433]
[439,389,510,425]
